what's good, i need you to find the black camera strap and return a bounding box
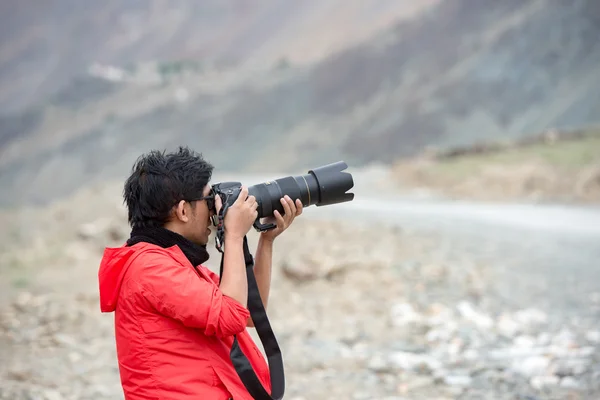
[215,206,285,400]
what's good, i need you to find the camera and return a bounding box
[210,161,355,231]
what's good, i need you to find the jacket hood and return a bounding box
[98,243,149,312]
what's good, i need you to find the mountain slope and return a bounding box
[1,0,600,207]
[0,0,429,115]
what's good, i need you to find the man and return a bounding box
[98,147,303,399]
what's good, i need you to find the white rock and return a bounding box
[14,291,33,310]
[530,375,559,390]
[456,301,494,329]
[444,375,473,387]
[43,389,64,400]
[68,352,82,363]
[388,351,442,373]
[574,346,595,357]
[514,335,537,348]
[537,332,551,346]
[585,330,600,344]
[552,328,577,348]
[462,348,479,361]
[425,303,455,327]
[367,354,391,373]
[390,302,423,327]
[511,356,550,377]
[560,376,580,389]
[496,314,520,337]
[514,308,548,327]
[551,358,591,376]
[425,321,458,343]
[77,222,104,240]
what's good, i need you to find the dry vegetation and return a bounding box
[391,129,600,203]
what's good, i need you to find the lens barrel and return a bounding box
[248,161,354,218]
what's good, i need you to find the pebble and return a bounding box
[585,330,600,344]
[496,314,521,338]
[390,302,423,327]
[560,376,580,389]
[42,390,63,400]
[456,301,494,329]
[530,375,559,390]
[551,358,591,377]
[511,356,550,377]
[388,352,442,374]
[443,375,473,387]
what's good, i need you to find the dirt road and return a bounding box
[215,168,600,318]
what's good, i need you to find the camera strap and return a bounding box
[216,207,285,400]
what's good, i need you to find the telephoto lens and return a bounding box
[248,161,354,219]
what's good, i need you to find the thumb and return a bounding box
[215,193,223,214]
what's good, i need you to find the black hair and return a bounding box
[123,146,214,229]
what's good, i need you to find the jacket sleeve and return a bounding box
[136,251,250,338]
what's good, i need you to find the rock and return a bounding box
[388,351,442,374]
[551,328,577,348]
[513,308,548,328]
[530,375,559,390]
[443,375,472,387]
[77,222,104,240]
[585,330,600,344]
[397,376,435,394]
[389,302,424,327]
[551,358,591,377]
[106,223,127,242]
[5,368,33,381]
[496,314,521,338]
[510,356,551,377]
[53,333,78,347]
[367,354,393,373]
[281,253,356,282]
[456,301,494,329]
[76,218,126,244]
[536,332,551,346]
[42,389,63,400]
[560,376,581,389]
[14,292,33,311]
[68,352,83,363]
[514,335,537,349]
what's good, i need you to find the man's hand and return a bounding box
[217,186,258,241]
[260,195,303,242]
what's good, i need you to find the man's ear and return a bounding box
[173,200,190,223]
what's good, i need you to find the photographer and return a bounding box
[98,147,303,400]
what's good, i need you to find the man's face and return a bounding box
[186,184,215,246]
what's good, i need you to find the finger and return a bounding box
[295,199,303,215]
[280,197,292,218]
[215,194,223,214]
[285,195,297,215]
[273,210,285,226]
[246,195,256,204]
[235,186,248,205]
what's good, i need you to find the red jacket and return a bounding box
[98,242,271,400]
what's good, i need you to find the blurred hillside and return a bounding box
[1,0,600,207]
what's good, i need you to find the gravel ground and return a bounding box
[1,181,599,399]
